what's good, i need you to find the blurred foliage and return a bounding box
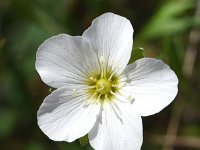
[138,0,199,40]
[129,47,145,63]
[0,0,200,150]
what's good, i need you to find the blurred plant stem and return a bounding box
[182,0,200,78]
[163,0,200,150]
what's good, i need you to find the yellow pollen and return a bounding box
[96,79,111,94]
[89,76,97,82]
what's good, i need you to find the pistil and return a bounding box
[96,79,111,94]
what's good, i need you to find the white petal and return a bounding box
[37,87,100,142]
[121,58,178,116]
[83,12,133,75]
[88,101,143,150]
[35,34,100,88]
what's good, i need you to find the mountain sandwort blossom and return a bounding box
[35,12,178,150]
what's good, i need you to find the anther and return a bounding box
[100,56,105,64]
[72,89,77,96]
[112,84,118,88]
[128,95,135,104]
[110,90,116,96]
[89,76,97,82]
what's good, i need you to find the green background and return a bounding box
[0,0,200,149]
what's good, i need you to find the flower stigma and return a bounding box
[83,55,129,104]
[96,78,111,94]
[85,57,122,103]
[87,74,119,103]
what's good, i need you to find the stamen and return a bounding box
[108,71,115,81]
[88,85,96,89]
[105,94,108,100]
[90,92,97,99]
[117,82,126,89]
[72,89,77,96]
[112,84,118,88]
[99,56,106,78]
[110,90,116,96]
[89,76,97,82]
[128,95,135,104]
[97,94,101,102]
[100,56,105,63]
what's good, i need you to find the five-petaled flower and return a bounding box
[35,12,178,150]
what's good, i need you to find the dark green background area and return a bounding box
[0,0,200,150]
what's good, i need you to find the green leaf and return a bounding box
[79,134,89,147]
[138,0,197,40]
[129,47,145,64]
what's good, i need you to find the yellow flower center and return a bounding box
[96,79,111,94]
[83,56,124,103]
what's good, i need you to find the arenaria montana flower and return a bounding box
[36,12,178,150]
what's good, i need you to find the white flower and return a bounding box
[35,12,178,150]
